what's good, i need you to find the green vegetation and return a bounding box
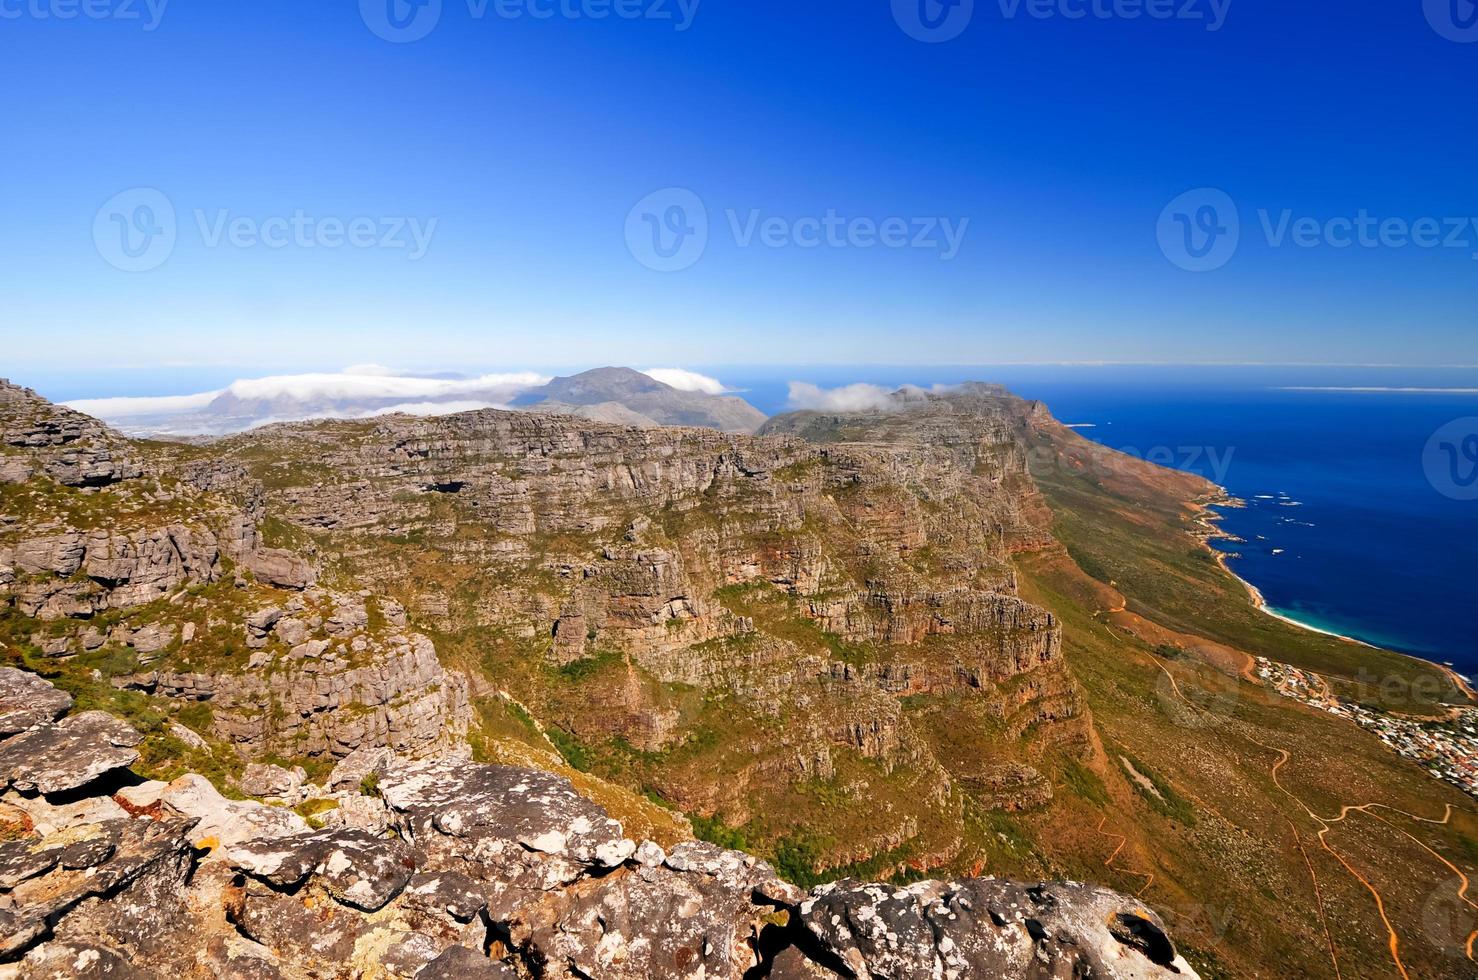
[1060,760,1109,807]
[690,812,748,851]
[294,798,340,829]
[546,727,593,772]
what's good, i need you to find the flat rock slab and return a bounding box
[14,940,146,979]
[228,827,415,912]
[0,668,72,738]
[0,711,141,795]
[161,774,307,850]
[526,842,801,980]
[0,817,195,959]
[380,759,635,891]
[401,870,489,923]
[796,878,1196,980]
[413,945,518,979]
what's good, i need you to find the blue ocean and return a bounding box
[24,364,1478,675]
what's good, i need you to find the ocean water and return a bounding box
[717,365,1478,674]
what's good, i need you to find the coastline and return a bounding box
[1191,493,1477,699]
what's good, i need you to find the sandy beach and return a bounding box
[1192,493,1477,699]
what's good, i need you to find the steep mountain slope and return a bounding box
[0,377,1200,979]
[186,388,1089,880]
[4,375,1476,978]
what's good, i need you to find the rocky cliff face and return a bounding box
[0,668,1197,979]
[161,382,1092,876]
[0,380,470,767]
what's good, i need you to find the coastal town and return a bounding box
[1256,657,1478,798]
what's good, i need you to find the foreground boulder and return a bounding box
[0,711,140,795]
[0,667,1198,979]
[0,668,72,737]
[791,878,1197,979]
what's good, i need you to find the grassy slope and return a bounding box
[1013,420,1478,978]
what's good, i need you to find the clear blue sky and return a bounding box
[2,0,1475,373]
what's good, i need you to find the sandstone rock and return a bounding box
[414,945,519,979]
[232,879,367,964]
[193,935,287,980]
[244,548,315,590]
[160,774,307,851]
[327,745,392,792]
[228,828,415,912]
[795,878,1197,979]
[0,712,142,795]
[526,842,802,980]
[114,781,167,811]
[2,790,129,837]
[401,870,489,923]
[0,668,72,738]
[15,940,146,978]
[238,762,307,801]
[167,722,209,752]
[381,759,635,898]
[0,817,196,960]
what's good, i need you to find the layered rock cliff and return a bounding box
[140,381,1093,876]
[0,380,470,768]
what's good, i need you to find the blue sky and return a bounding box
[2,0,1476,376]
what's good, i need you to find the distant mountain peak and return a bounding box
[514,367,767,434]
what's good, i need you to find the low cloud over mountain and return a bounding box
[65,366,764,437]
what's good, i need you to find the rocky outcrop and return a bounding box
[113,588,470,762]
[0,711,141,795]
[0,380,143,489]
[791,878,1197,978]
[0,385,469,767]
[0,668,72,737]
[0,670,1197,979]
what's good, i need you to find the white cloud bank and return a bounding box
[786,382,898,412]
[640,368,728,395]
[66,390,222,419]
[215,370,547,407]
[65,368,552,432]
[785,381,958,413]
